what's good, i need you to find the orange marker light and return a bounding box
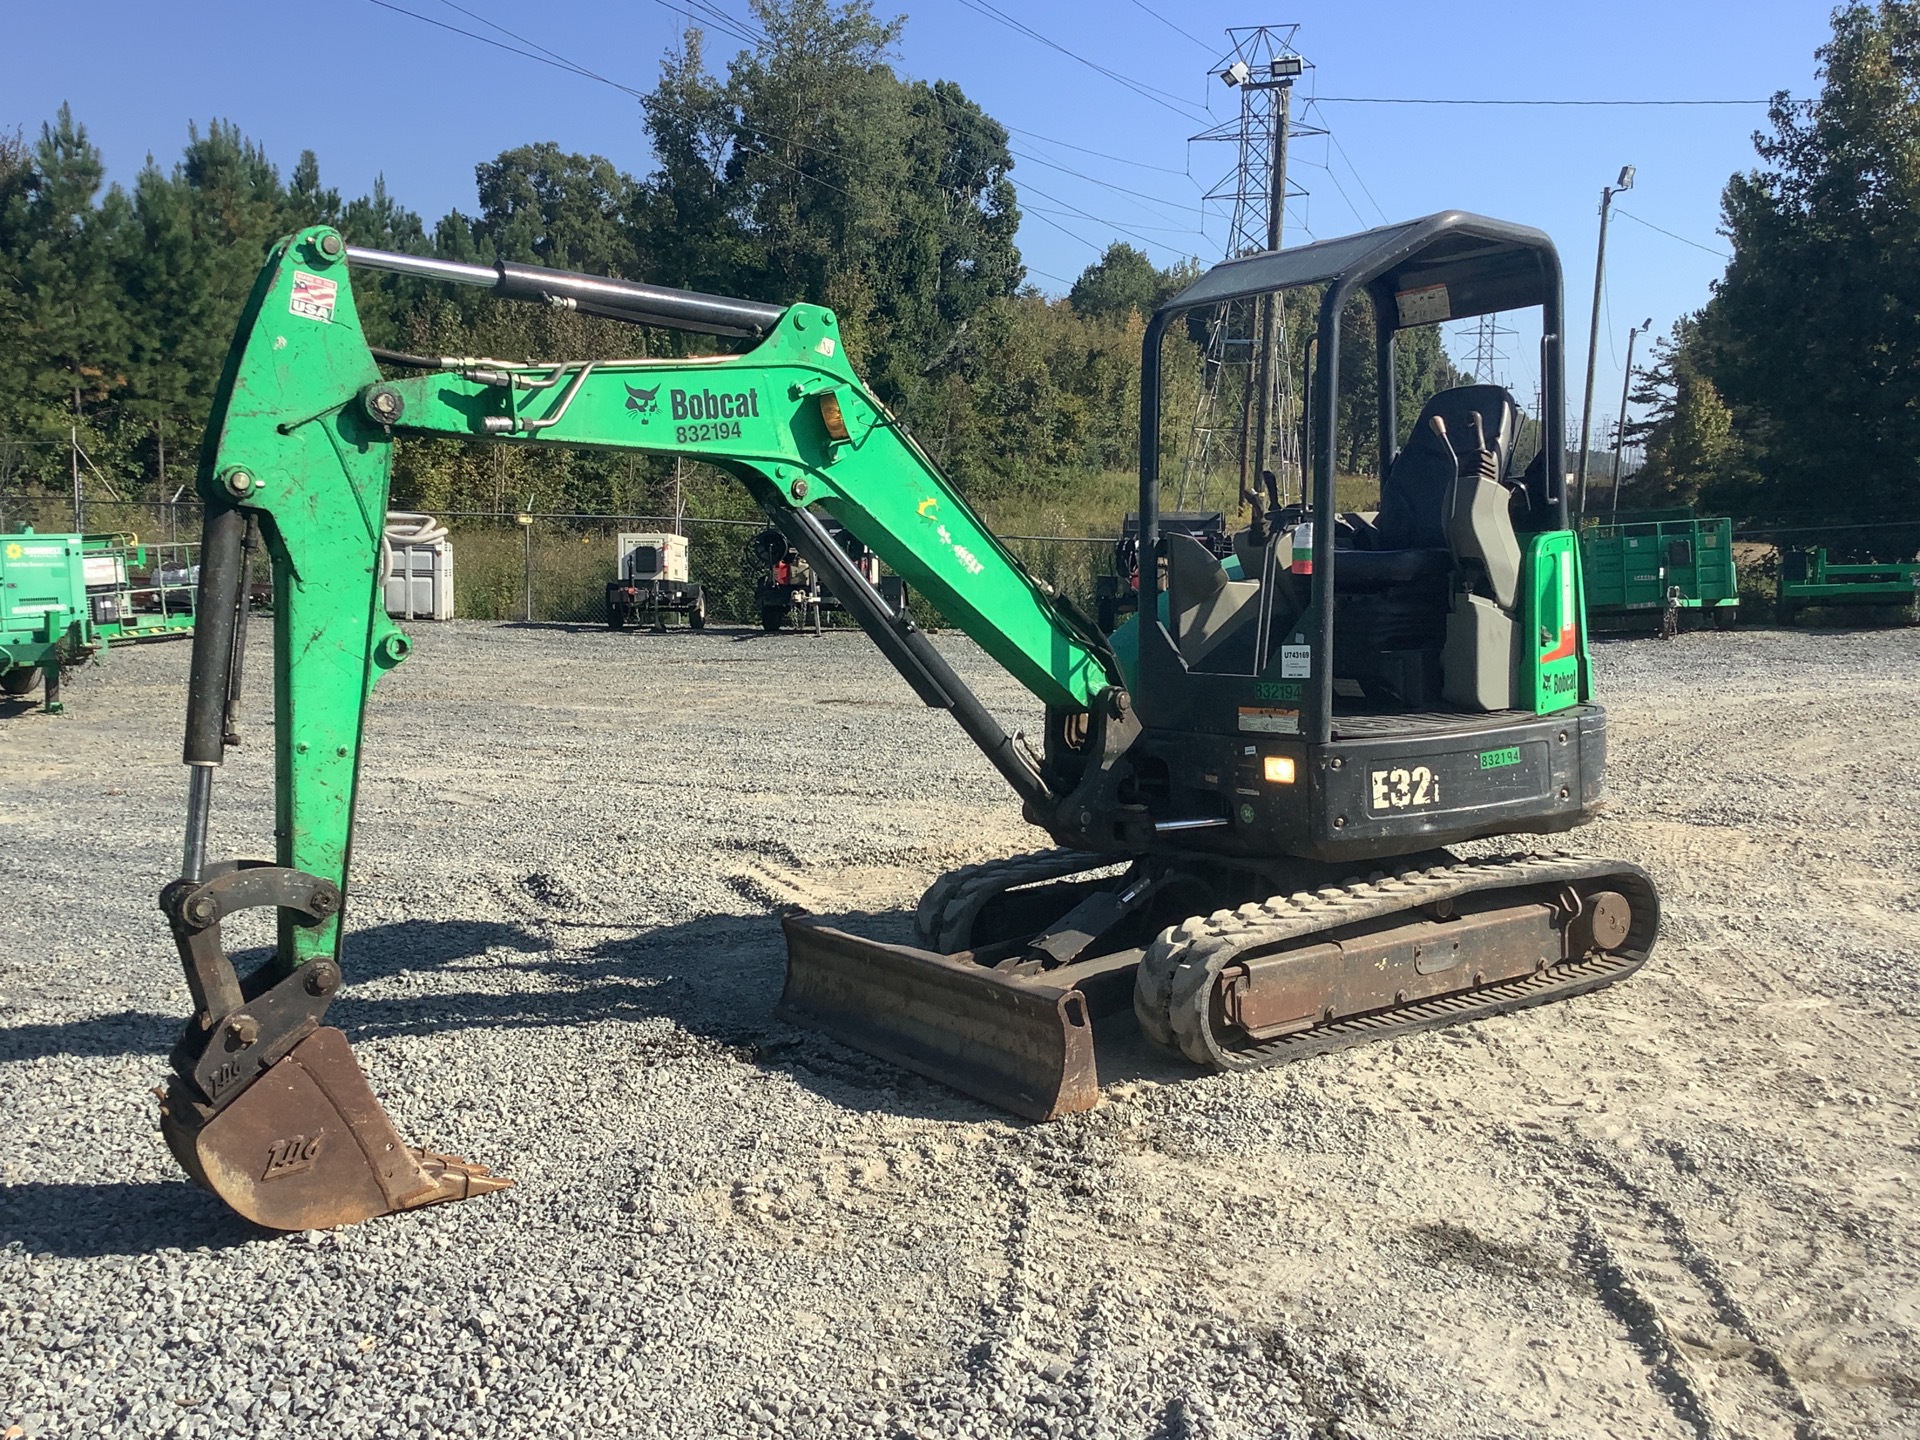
[1263,755,1296,784]
[817,391,851,442]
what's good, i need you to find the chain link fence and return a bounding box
[4,496,1119,629]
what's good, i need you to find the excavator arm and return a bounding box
[160,226,1118,1229]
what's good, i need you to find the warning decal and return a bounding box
[290,271,338,323]
[1394,283,1450,327]
[1238,706,1300,735]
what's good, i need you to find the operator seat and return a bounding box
[1327,385,1526,709]
[1336,386,1517,594]
[1377,385,1519,548]
[1166,532,1263,670]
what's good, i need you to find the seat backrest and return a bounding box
[1447,442,1523,610]
[1166,532,1262,669]
[1377,385,1521,551]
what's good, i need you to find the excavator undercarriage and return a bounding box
[159,213,1659,1229]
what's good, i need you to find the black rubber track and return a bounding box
[1134,851,1661,1070]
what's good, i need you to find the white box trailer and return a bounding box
[608,532,705,629]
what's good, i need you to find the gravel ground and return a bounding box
[2,620,1917,1440]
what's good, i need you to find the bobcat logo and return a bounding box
[625,383,661,422]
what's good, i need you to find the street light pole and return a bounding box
[1576,164,1636,517]
[1609,317,1654,519]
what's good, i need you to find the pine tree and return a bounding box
[1707,1,1920,527]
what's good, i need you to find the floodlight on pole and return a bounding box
[1221,60,1252,87]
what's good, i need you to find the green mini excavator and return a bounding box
[159,215,1659,1230]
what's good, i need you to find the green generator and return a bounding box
[1579,511,1739,632]
[1777,547,1920,625]
[2,528,195,713]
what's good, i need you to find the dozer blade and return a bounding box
[778,915,1101,1121]
[159,1027,510,1231]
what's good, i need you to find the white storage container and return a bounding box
[383,513,454,621]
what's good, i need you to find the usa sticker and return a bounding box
[290,271,338,322]
[1280,644,1311,679]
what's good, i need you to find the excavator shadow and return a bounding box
[0,1181,265,1257]
[342,906,1197,1118]
[0,910,1198,1251]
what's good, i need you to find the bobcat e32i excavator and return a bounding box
[158,214,1659,1230]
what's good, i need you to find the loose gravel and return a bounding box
[3,620,1917,1439]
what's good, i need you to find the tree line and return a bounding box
[0,0,1474,531]
[5,0,1908,550]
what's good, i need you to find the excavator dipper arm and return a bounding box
[161,227,1117,1228]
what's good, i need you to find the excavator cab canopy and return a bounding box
[1134,212,1575,745]
[1142,210,1569,534]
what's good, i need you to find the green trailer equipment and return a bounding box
[1777,547,1920,624]
[2,529,196,712]
[1578,512,1739,633]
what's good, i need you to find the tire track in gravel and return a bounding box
[1479,1010,1829,1440]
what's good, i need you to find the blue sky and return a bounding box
[7,0,1833,443]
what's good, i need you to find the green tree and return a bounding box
[469,142,637,274]
[0,106,130,448]
[1705,1,1920,526]
[1621,318,1743,509]
[632,0,1021,413]
[1068,243,1160,321]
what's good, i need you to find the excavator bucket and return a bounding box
[159,1027,509,1232]
[778,915,1102,1121]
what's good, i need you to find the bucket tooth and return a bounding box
[160,1027,509,1231]
[778,914,1101,1121]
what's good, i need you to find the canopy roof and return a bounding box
[1160,211,1560,329]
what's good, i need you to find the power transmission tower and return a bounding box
[1468,312,1515,387]
[1174,26,1319,513]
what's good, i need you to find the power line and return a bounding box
[374,0,1187,271]
[1027,213,1204,235]
[949,0,1209,122]
[1006,125,1190,177]
[1614,207,1733,260]
[434,0,644,91]
[673,0,766,47]
[1125,0,1212,52]
[1293,154,1368,231]
[369,0,646,94]
[1017,179,1194,259]
[1320,124,1388,225]
[1010,149,1201,228]
[1023,265,1075,288]
[1312,95,1767,106]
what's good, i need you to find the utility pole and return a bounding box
[71,426,83,532]
[1249,70,1295,500]
[1609,316,1654,518]
[1577,164,1635,516]
[1177,26,1316,512]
